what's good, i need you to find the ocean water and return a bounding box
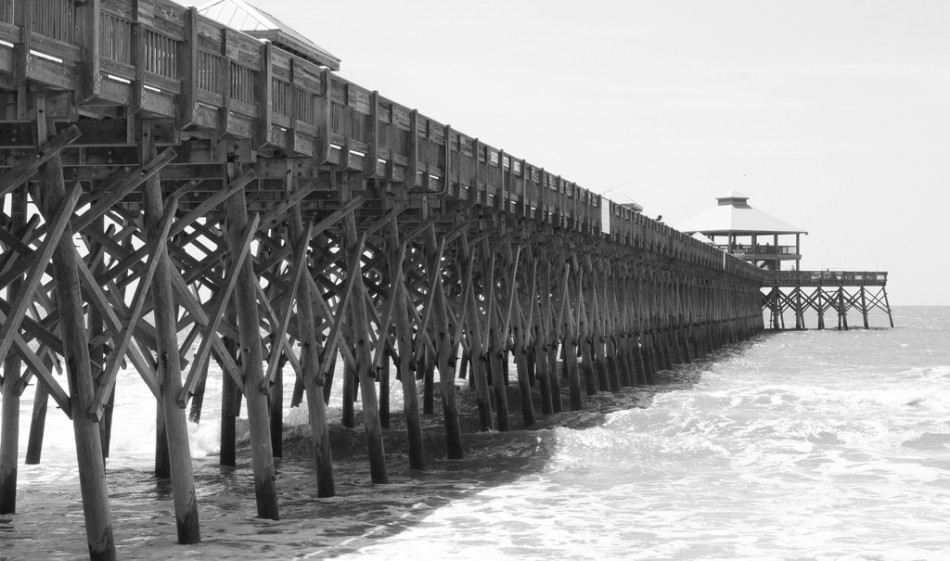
[1,306,948,560]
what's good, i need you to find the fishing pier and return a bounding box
[0,1,882,559]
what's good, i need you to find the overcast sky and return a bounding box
[191,0,949,305]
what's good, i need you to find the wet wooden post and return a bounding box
[883,286,894,328]
[340,350,356,428]
[559,259,583,410]
[593,260,618,392]
[484,249,511,431]
[795,286,805,330]
[220,299,241,467]
[458,234,494,431]
[87,219,108,460]
[39,132,116,560]
[286,171,335,495]
[0,184,26,514]
[543,257,563,413]
[224,166,280,520]
[576,266,597,396]
[860,286,870,329]
[510,250,536,427]
[422,216,464,458]
[837,286,848,331]
[141,121,200,543]
[341,172,388,482]
[384,201,427,467]
[25,380,48,465]
[269,356,284,458]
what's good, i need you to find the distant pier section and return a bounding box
[680,193,893,330]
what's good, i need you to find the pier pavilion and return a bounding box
[680,193,893,330]
[0,0,876,558]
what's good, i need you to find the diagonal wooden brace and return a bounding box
[0,183,80,367]
[88,198,179,421]
[372,241,407,370]
[0,307,71,417]
[318,231,367,385]
[178,214,259,407]
[0,125,81,199]
[260,222,313,393]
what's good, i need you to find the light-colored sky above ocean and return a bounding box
[187,0,950,305]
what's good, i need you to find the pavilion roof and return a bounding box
[677,192,807,235]
[197,0,341,70]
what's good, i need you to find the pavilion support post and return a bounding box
[341,172,387,482]
[224,173,280,520]
[141,122,200,543]
[883,286,894,328]
[40,151,116,561]
[860,287,870,329]
[0,184,26,514]
[793,287,804,330]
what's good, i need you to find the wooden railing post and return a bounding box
[75,0,100,102]
[178,7,199,129]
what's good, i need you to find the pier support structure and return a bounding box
[0,1,773,559]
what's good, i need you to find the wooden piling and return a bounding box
[286,173,335,496]
[0,184,25,513]
[340,173,388,483]
[40,149,116,561]
[224,172,280,520]
[141,122,200,543]
[383,202,427,469]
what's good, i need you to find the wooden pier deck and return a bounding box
[0,1,771,558]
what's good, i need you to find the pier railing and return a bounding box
[771,270,888,287]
